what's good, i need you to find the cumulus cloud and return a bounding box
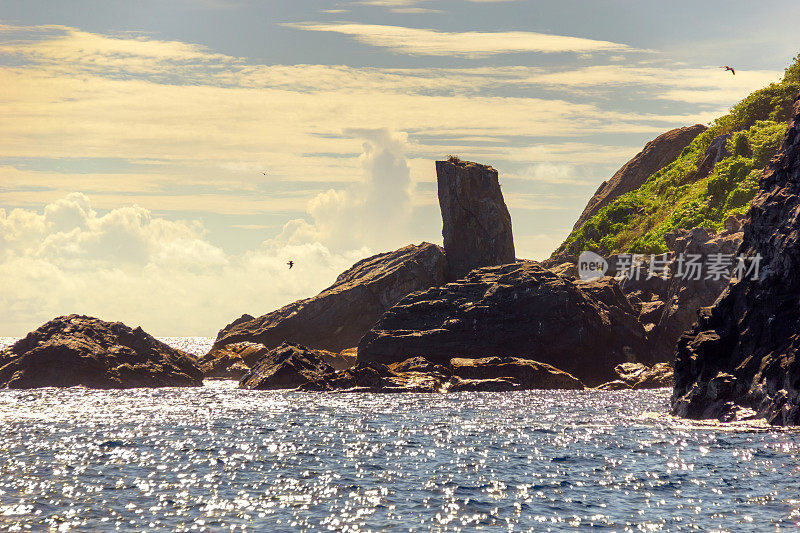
[273,129,413,251]
[0,193,367,336]
[282,23,638,58]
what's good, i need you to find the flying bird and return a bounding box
[262,171,268,175]
[720,65,735,75]
[287,260,294,269]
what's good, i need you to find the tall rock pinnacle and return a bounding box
[436,159,515,280]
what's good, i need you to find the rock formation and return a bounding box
[573,124,707,230]
[0,315,203,389]
[616,221,744,361]
[691,133,731,182]
[595,362,674,390]
[210,242,448,355]
[198,341,268,379]
[449,357,584,390]
[239,342,335,390]
[299,355,584,393]
[436,159,515,280]
[357,262,650,386]
[200,342,356,379]
[672,94,800,425]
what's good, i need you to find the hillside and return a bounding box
[552,54,800,258]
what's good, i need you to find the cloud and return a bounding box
[273,129,414,251]
[0,193,369,336]
[281,23,638,58]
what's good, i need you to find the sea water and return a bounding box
[0,337,798,531]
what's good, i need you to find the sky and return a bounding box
[1,0,798,336]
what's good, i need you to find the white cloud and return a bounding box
[281,23,638,58]
[273,129,414,251]
[0,193,370,336]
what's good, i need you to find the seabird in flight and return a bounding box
[287,260,294,269]
[720,65,735,75]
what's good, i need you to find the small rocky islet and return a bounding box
[4,87,800,427]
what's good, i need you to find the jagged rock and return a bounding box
[614,362,674,389]
[239,342,335,390]
[595,363,673,390]
[691,133,731,182]
[450,357,584,390]
[326,348,358,371]
[672,94,800,425]
[299,355,583,393]
[449,378,519,392]
[436,159,515,280]
[198,343,252,379]
[646,225,742,358]
[573,124,707,230]
[594,380,633,391]
[210,242,448,355]
[299,361,446,393]
[0,315,203,389]
[357,262,650,386]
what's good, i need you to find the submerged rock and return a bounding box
[436,159,515,280]
[239,343,335,390]
[357,262,649,387]
[672,94,800,425]
[0,315,203,389]
[211,242,448,354]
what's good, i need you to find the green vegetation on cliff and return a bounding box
[554,55,800,257]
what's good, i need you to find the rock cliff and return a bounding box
[573,125,707,230]
[0,315,203,389]
[357,261,650,386]
[210,242,448,354]
[672,93,800,425]
[436,159,515,280]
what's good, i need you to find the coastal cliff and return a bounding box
[672,94,800,425]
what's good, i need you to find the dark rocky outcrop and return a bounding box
[200,342,356,379]
[573,124,707,230]
[672,94,800,425]
[357,262,650,386]
[595,363,674,390]
[210,242,448,355]
[0,315,203,389]
[615,221,744,361]
[239,342,335,390]
[300,355,584,393]
[691,133,731,182]
[449,357,584,390]
[198,341,268,379]
[436,159,515,280]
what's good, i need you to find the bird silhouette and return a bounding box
[262,171,268,176]
[287,261,294,269]
[720,65,735,75]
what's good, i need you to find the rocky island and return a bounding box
[0,315,203,389]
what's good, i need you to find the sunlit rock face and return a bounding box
[436,159,515,280]
[571,124,707,232]
[209,242,448,355]
[239,343,335,390]
[0,315,203,389]
[357,261,651,387]
[672,94,800,425]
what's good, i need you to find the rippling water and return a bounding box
[1,338,799,531]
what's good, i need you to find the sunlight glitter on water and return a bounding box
[0,338,799,531]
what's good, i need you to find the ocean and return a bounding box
[0,337,798,531]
